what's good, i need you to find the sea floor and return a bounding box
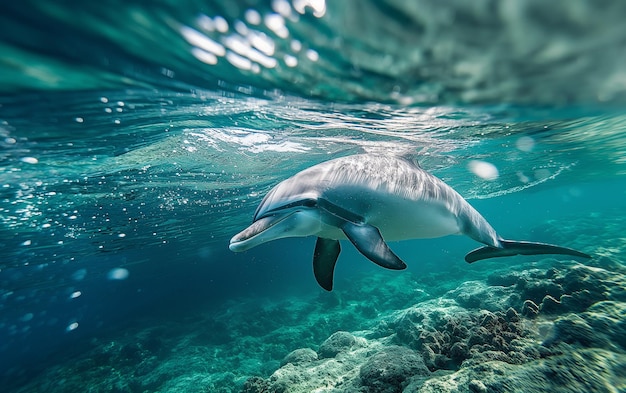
[13,213,626,393]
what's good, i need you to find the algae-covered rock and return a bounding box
[280,348,318,366]
[545,300,626,350]
[414,348,626,393]
[240,376,271,393]
[265,355,365,392]
[584,301,626,350]
[521,299,539,318]
[539,294,562,314]
[318,331,358,358]
[486,271,521,287]
[451,281,520,311]
[516,276,564,306]
[393,299,534,370]
[468,379,487,393]
[359,346,429,393]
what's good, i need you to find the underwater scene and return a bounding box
[1,0,626,392]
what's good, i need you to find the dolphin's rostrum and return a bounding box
[229,155,590,291]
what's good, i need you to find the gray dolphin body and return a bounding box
[229,154,590,291]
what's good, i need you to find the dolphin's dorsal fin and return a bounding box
[341,221,407,270]
[313,238,341,291]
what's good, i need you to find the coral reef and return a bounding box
[12,253,626,393]
[243,257,626,392]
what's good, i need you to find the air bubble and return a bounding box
[468,160,499,181]
[107,268,129,280]
[21,157,38,164]
[516,136,535,152]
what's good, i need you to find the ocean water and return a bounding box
[1,1,626,392]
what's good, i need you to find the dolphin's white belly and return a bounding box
[370,199,460,240]
[317,187,461,241]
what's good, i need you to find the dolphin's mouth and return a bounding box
[229,214,292,252]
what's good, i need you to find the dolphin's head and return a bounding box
[229,180,321,252]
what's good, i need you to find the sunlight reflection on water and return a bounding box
[181,1,325,75]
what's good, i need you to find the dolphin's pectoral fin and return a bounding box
[464,239,592,263]
[341,221,407,270]
[313,237,341,291]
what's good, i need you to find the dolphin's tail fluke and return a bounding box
[464,239,591,263]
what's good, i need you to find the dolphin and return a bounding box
[229,154,590,291]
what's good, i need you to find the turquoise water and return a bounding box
[1,1,626,392]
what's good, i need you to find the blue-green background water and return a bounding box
[1,1,626,391]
